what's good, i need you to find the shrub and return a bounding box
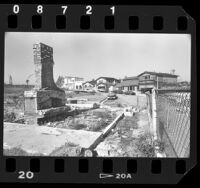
[4,111,16,122]
[117,103,123,107]
[68,119,87,130]
[12,95,24,109]
[92,111,112,119]
[136,132,155,157]
[93,103,100,109]
[90,91,95,95]
[68,94,73,98]
[14,118,25,124]
[50,142,82,156]
[73,123,87,130]
[3,147,44,156]
[154,140,165,153]
[56,76,65,88]
[90,119,108,132]
[3,147,29,156]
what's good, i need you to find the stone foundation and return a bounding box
[24,89,66,115]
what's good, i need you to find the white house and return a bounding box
[83,80,96,91]
[116,76,139,92]
[137,71,178,92]
[63,76,84,90]
[96,77,120,92]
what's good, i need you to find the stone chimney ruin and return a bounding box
[24,43,66,115]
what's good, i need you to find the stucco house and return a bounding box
[96,77,120,92]
[138,71,178,92]
[83,80,96,91]
[63,76,84,90]
[116,76,139,92]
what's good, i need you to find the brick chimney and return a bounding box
[33,43,55,90]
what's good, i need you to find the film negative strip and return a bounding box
[0,4,197,184]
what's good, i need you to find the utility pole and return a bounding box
[156,76,158,89]
[170,69,175,75]
[152,88,158,141]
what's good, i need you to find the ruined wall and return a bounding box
[41,59,55,89]
[33,43,61,90]
[37,90,66,110]
[24,43,66,114]
[33,44,42,89]
[24,91,37,114]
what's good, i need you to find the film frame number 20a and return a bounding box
[0,4,197,184]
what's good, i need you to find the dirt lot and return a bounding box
[65,91,106,103]
[95,109,153,157]
[87,93,153,157]
[44,108,118,132]
[103,93,147,108]
[4,122,102,156]
[71,92,106,102]
[4,87,153,157]
[3,87,106,123]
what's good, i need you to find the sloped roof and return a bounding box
[83,80,96,86]
[123,76,138,81]
[116,79,139,87]
[96,77,120,82]
[64,76,84,79]
[137,71,178,78]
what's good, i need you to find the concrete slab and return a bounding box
[3,122,102,156]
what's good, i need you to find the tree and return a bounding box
[170,69,176,75]
[26,79,29,86]
[56,76,64,88]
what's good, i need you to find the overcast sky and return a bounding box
[4,32,191,84]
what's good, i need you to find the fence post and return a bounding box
[137,95,139,107]
[166,104,170,129]
[152,88,158,141]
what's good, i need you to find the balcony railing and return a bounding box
[139,79,156,85]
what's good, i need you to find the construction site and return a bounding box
[3,43,190,158]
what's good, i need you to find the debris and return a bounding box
[83,149,93,157]
[124,106,139,116]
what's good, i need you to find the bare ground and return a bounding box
[95,109,151,157]
[4,89,152,157]
[44,108,118,132]
[4,123,102,156]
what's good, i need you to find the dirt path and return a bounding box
[72,92,106,103]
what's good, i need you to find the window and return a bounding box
[98,86,106,89]
[146,75,150,80]
[144,75,150,80]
